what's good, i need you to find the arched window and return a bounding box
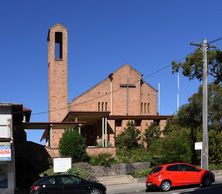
[105,102,108,111]
[98,102,100,111]
[102,102,104,111]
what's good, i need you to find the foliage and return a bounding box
[209,163,222,170]
[89,153,116,167]
[116,147,151,163]
[149,127,192,165]
[144,122,161,147]
[59,129,88,162]
[115,121,141,149]
[41,168,53,177]
[67,166,89,179]
[71,162,96,181]
[208,130,222,165]
[162,83,222,165]
[132,168,152,178]
[172,49,222,84]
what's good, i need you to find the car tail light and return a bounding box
[31,185,41,191]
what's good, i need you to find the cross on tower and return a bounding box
[120,76,136,115]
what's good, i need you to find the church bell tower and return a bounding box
[47,24,68,122]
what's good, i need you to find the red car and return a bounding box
[146,162,215,192]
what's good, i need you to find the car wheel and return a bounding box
[160,180,171,192]
[202,176,213,187]
[90,188,102,194]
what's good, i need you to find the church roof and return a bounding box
[70,64,157,104]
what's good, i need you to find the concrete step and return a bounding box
[97,175,135,186]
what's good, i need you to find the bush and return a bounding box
[149,127,192,165]
[67,166,89,179]
[116,121,141,149]
[144,122,161,148]
[59,129,88,162]
[133,168,151,178]
[89,153,116,167]
[116,148,151,163]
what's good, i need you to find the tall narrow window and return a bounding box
[144,103,147,113]
[148,103,150,114]
[141,103,143,113]
[55,32,63,60]
[102,102,104,111]
[98,102,100,111]
[105,102,108,111]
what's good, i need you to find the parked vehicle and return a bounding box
[146,162,215,192]
[30,174,106,194]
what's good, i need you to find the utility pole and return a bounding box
[190,38,215,170]
[177,72,180,112]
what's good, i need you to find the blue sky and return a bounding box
[1,0,222,144]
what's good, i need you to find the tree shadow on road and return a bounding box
[180,184,222,194]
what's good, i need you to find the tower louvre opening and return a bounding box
[55,32,63,60]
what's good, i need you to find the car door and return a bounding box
[60,175,89,194]
[39,176,63,194]
[179,164,201,185]
[165,164,185,186]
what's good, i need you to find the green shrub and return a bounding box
[144,122,161,148]
[133,168,152,178]
[116,148,151,163]
[149,127,192,165]
[209,163,222,170]
[116,121,141,149]
[59,129,88,162]
[89,153,116,167]
[67,167,89,179]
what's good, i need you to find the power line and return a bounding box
[30,36,222,117]
[32,63,173,116]
[208,36,222,44]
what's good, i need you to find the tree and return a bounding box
[150,127,192,165]
[144,122,161,148]
[115,121,141,149]
[157,83,222,166]
[59,129,88,162]
[172,49,222,84]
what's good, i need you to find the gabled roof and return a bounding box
[70,64,157,104]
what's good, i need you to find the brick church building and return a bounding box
[44,24,171,157]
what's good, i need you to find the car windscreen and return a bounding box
[149,166,162,174]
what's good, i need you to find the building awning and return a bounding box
[64,111,110,125]
[22,121,86,130]
[22,121,87,141]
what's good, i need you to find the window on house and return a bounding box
[144,103,147,113]
[98,102,100,111]
[55,32,63,60]
[141,103,143,113]
[148,103,150,114]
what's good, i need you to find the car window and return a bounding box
[179,164,197,172]
[60,176,81,185]
[166,164,179,171]
[37,177,56,185]
[149,166,162,174]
